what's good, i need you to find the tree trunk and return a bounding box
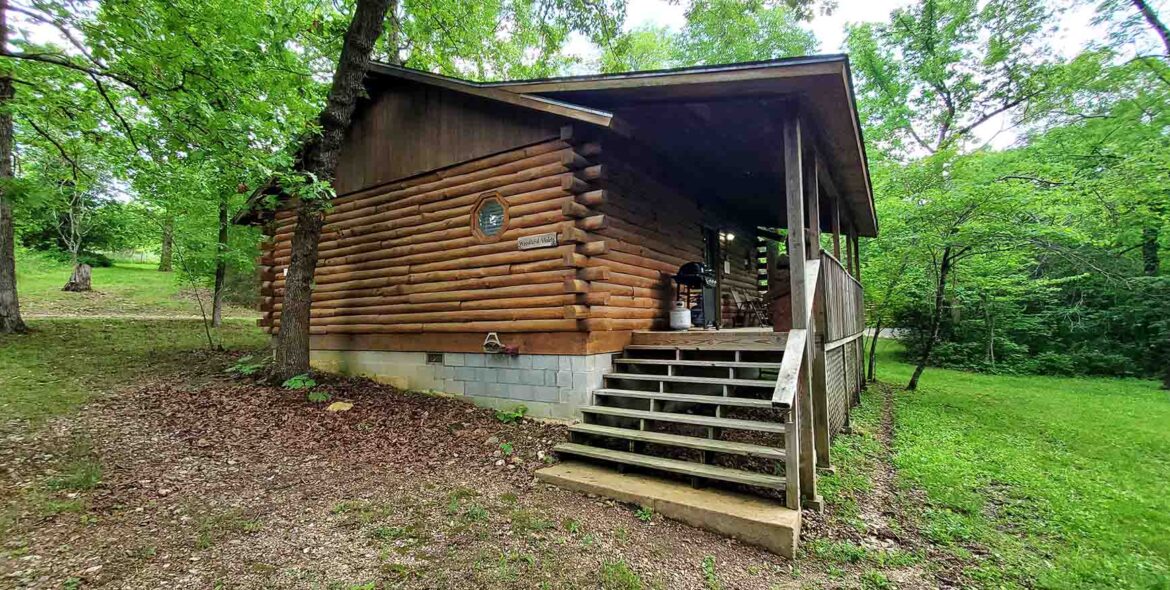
[159,217,174,272]
[270,0,393,382]
[0,0,25,335]
[62,263,92,292]
[908,247,953,391]
[1142,227,1159,276]
[212,198,228,327]
[1132,0,1170,55]
[867,315,882,382]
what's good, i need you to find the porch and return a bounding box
[542,245,866,556]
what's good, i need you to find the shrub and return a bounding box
[1024,352,1077,376]
[1069,350,1135,378]
[494,405,528,424]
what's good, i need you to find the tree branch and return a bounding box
[87,72,141,153]
[23,116,88,180]
[996,175,1065,187]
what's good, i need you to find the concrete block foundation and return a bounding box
[310,349,613,419]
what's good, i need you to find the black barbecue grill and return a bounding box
[673,262,718,328]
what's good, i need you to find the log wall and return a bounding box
[333,79,565,195]
[259,127,769,349]
[259,133,605,337]
[581,136,763,330]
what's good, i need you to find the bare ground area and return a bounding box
[1,353,961,589]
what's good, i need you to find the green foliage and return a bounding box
[674,0,817,65]
[229,355,265,377]
[599,560,644,590]
[463,504,489,522]
[701,555,721,589]
[509,508,553,533]
[45,439,103,492]
[600,0,815,73]
[306,390,331,403]
[860,570,893,590]
[562,518,582,534]
[851,0,1170,386]
[499,441,514,456]
[633,505,653,522]
[494,405,528,423]
[281,374,317,390]
[0,319,265,423]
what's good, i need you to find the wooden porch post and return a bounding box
[805,139,831,472]
[805,150,821,259]
[831,191,841,260]
[845,225,856,277]
[852,233,862,282]
[781,109,809,510]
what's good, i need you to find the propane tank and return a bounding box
[669,300,692,331]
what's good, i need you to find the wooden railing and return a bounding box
[769,253,866,510]
[768,258,819,510]
[816,250,865,461]
[819,251,865,347]
[771,259,820,410]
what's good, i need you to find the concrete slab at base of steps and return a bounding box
[535,460,800,558]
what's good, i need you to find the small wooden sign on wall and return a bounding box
[518,232,558,250]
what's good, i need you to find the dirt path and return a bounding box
[865,384,967,588]
[5,354,934,590]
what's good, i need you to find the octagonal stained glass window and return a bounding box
[473,195,507,239]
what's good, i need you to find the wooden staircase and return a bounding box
[553,330,793,496]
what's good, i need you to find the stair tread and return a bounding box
[553,443,786,489]
[594,388,772,408]
[615,358,782,369]
[605,373,775,387]
[581,406,786,433]
[569,423,786,460]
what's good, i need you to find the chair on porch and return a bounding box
[730,288,770,327]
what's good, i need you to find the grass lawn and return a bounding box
[14,249,255,318]
[0,319,267,423]
[874,340,1170,589]
[4,260,1169,587]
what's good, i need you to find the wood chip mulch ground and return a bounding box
[1,352,941,589]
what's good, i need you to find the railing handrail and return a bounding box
[771,258,820,409]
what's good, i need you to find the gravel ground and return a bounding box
[1,352,947,589]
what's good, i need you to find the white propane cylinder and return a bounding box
[669,300,692,330]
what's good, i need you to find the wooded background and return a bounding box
[2,0,1166,387]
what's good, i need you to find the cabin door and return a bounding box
[701,226,722,328]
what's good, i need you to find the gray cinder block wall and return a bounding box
[310,350,613,419]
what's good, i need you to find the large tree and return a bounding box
[268,0,629,380]
[0,0,21,332]
[847,0,1062,389]
[600,0,817,73]
[270,0,394,381]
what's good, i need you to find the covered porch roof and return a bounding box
[370,56,877,237]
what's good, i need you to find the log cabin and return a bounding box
[238,55,876,556]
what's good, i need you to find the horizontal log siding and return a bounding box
[260,138,598,335]
[589,145,705,331]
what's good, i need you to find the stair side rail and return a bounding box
[771,259,820,410]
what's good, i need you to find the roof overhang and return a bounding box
[242,57,876,236]
[479,55,876,237]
